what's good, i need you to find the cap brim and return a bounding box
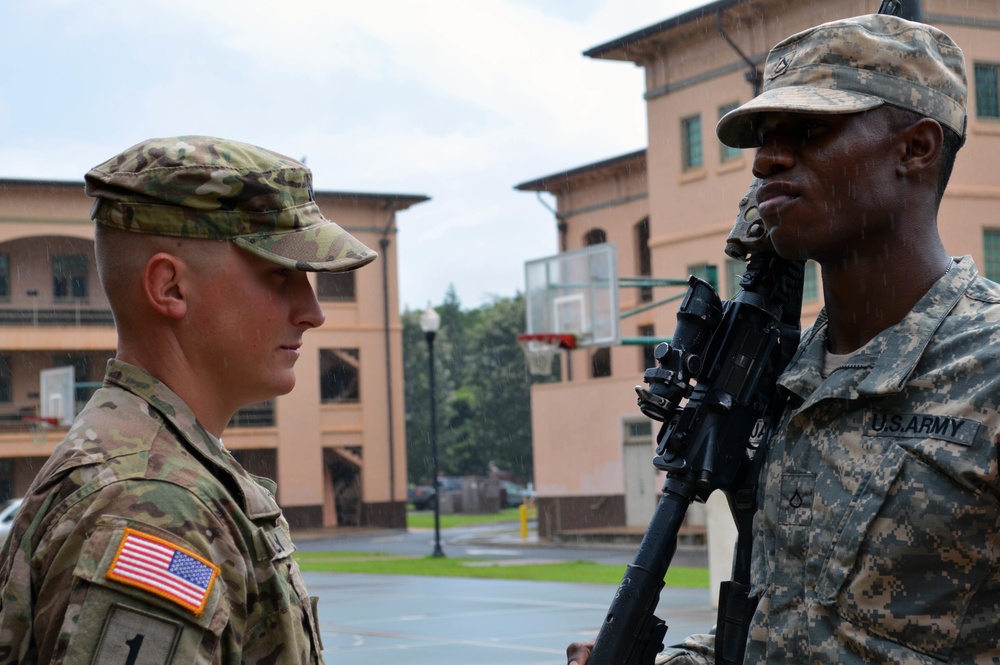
[717,86,884,148]
[234,220,378,272]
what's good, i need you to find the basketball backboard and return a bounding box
[40,366,75,426]
[524,244,619,348]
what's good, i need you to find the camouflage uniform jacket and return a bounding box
[745,255,1000,663]
[654,256,1000,665]
[0,360,324,664]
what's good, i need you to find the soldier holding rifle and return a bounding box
[570,11,1000,665]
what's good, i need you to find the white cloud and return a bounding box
[0,0,708,309]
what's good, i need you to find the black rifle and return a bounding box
[586,180,804,665]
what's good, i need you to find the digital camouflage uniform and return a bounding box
[716,14,967,150]
[0,136,378,662]
[747,256,1000,663]
[657,259,1000,665]
[0,360,324,663]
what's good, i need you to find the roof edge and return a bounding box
[583,0,745,61]
[514,149,646,193]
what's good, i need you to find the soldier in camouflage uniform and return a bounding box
[0,136,377,663]
[569,13,1000,665]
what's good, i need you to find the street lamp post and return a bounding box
[420,305,446,558]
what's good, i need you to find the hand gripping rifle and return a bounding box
[587,180,805,665]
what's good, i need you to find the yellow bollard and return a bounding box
[519,503,528,540]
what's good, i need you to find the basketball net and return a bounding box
[516,334,575,376]
[23,416,58,444]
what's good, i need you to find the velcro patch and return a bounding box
[106,528,219,616]
[95,605,180,665]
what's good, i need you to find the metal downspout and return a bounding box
[379,204,398,513]
[716,9,763,96]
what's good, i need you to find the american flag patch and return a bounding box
[106,528,219,616]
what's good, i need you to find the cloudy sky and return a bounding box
[0,0,707,311]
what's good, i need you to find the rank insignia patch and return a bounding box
[106,528,219,616]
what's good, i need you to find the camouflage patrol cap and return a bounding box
[717,14,967,149]
[85,136,378,272]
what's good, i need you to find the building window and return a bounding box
[316,272,356,301]
[584,228,607,246]
[623,417,653,444]
[52,255,88,300]
[681,114,703,170]
[591,347,612,378]
[718,103,743,161]
[0,356,10,404]
[985,229,1000,281]
[635,218,652,303]
[229,448,277,479]
[320,349,360,403]
[803,261,820,301]
[725,259,744,298]
[0,255,8,299]
[975,63,999,119]
[728,259,818,301]
[638,324,657,372]
[686,262,718,290]
[229,401,275,428]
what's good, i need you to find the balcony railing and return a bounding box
[228,401,275,428]
[0,398,276,434]
[0,308,114,326]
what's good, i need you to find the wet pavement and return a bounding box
[295,519,708,568]
[310,572,715,665]
[297,521,714,664]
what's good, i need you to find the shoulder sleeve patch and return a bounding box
[95,605,181,665]
[105,528,220,616]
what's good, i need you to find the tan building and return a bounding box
[0,178,427,530]
[518,0,1000,539]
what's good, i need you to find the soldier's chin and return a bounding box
[260,374,297,400]
[766,230,810,262]
[275,378,297,397]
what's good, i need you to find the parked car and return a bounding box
[499,481,535,508]
[0,498,24,545]
[411,484,436,510]
[410,477,464,510]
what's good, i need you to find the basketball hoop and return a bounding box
[23,416,59,444]
[517,333,575,376]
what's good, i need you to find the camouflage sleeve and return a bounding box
[27,480,247,663]
[653,632,715,665]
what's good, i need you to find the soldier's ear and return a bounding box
[142,253,187,320]
[896,117,943,179]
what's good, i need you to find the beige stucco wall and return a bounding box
[0,181,416,529]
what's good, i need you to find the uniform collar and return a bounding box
[103,359,282,520]
[780,256,975,404]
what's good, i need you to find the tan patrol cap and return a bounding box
[85,136,378,273]
[717,14,968,149]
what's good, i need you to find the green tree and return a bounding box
[403,290,536,486]
[402,307,435,486]
[464,294,534,481]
